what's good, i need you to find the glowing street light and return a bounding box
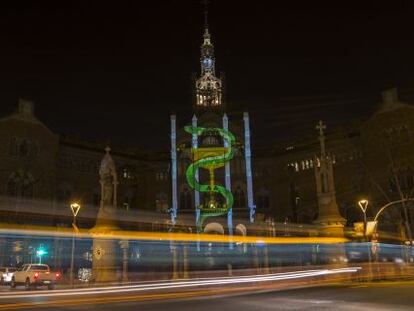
[358,199,369,240]
[358,199,369,213]
[70,202,81,218]
[69,202,82,287]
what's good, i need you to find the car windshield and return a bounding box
[30,265,48,271]
[17,265,28,271]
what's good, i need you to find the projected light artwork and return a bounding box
[184,125,236,232]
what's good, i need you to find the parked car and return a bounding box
[0,267,16,285]
[11,264,61,290]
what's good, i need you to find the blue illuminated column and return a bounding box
[223,113,233,236]
[170,115,178,224]
[243,112,255,223]
[192,114,200,225]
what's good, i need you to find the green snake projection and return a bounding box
[184,126,236,231]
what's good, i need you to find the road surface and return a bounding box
[0,269,413,310]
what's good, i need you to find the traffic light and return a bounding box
[36,246,48,264]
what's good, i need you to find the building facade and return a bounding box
[1,19,414,238]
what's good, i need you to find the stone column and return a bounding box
[170,115,178,224]
[243,112,255,223]
[313,121,346,237]
[223,113,233,249]
[119,240,129,283]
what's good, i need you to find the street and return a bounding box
[131,282,414,311]
[0,278,413,310]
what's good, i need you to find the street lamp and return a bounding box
[357,199,374,279]
[69,202,81,287]
[373,198,414,245]
[36,246,47,264]
[358,199,369,240]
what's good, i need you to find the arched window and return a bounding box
[180,188,192,210]
[156,192,168,212]
[93,193,100,206]
[19,140,29,157]
[8,171,35,199]
[234,186,246,209]
[7,180,17,197]
[400,125,410,143]
[122,192,133,210]
[9,137,18,157]
[202,136,220,146]
[57,183,72,203]
[257,190,270,213]
[122,167,135,180]
[22,183,33,199]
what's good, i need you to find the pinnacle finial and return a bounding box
[105,146,111,154]
[203,0,210,29]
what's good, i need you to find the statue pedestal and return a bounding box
[91,224,119,283]
[314,222,345,237]
[314,194,346,237]
[91,206,119,283]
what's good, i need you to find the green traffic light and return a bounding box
[36,249,46,256]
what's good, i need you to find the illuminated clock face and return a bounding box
[203,58,213,69]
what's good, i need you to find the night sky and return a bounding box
[0,1,413,151]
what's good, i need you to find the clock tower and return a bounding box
[169,3,256,233]
[194,8,224,112]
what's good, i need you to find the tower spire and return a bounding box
[204,0,209,30]
[203,0,210,41]
[194,0,224,112]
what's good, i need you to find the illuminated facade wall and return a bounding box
[254,89,414,231]
[3,89,414,234]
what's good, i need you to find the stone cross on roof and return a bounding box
[316,120,326,138]
[316,120,327,157]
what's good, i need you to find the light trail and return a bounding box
[0,267,361,299]
[0,224,349,244]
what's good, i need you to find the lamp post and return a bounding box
[357,199,373,279]
[373,198,414,245]
[69,202,81,287]
[358,199,369,241]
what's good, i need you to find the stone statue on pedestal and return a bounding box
[91,146,121,283]
[96,146,118,225]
